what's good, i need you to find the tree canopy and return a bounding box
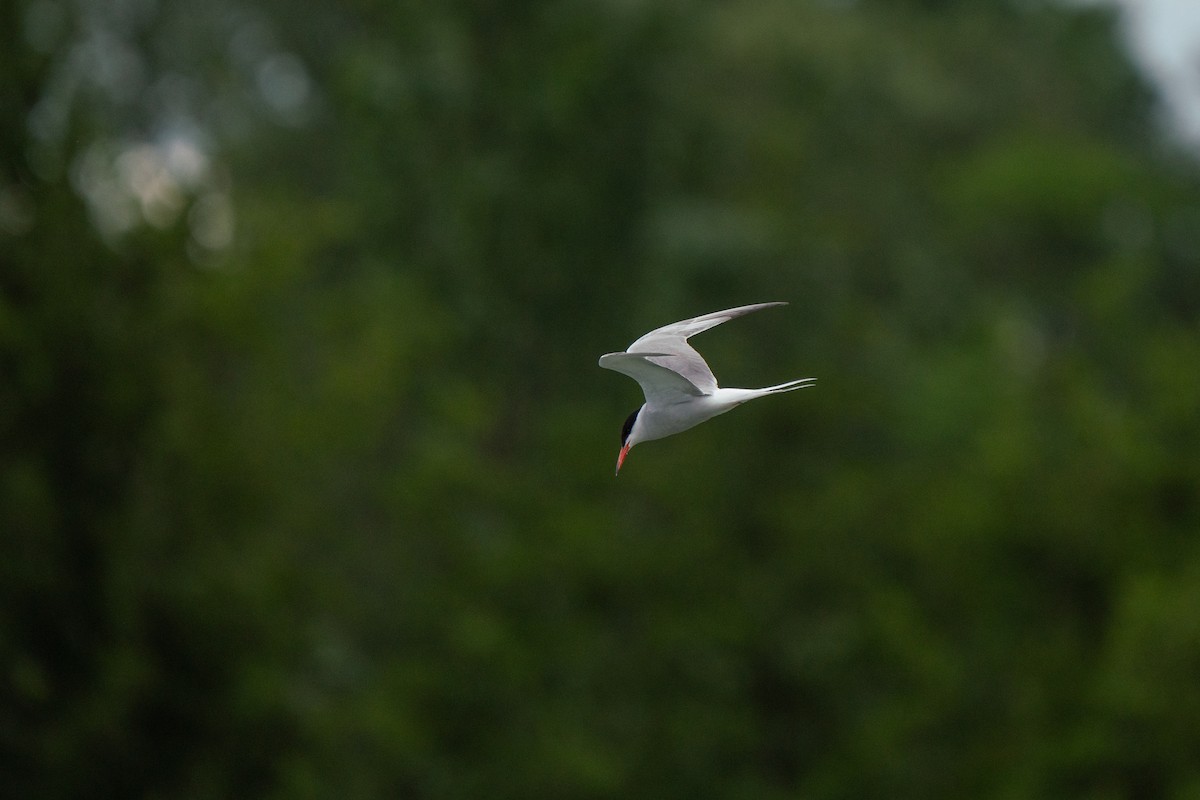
[3,1,1199,798]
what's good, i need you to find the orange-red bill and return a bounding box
[615,442,631,475]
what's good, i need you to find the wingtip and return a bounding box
[600,351,673,362]
[598,351,639,367]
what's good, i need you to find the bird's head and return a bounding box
[615,407,642,475]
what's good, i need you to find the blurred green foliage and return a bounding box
[3,0,1200,797]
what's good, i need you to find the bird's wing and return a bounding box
[598,352,705,406]
[624,302,787,394]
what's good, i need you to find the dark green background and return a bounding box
[3,0,1200,797]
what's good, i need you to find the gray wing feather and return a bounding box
[623,302,787,394]
[597,352,705,406]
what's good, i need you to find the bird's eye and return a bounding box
[620,409,639,444]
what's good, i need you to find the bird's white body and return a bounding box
[599,302,814,473]
[623,386,803,444]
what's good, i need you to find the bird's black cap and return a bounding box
[620,408,639,445]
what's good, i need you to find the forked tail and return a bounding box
[758,377,817,394]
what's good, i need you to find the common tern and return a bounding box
[599,302,815,474]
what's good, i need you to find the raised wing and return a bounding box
[624,302,787,394]
[598,352,705,406]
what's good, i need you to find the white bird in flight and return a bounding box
[599,302,815,474]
